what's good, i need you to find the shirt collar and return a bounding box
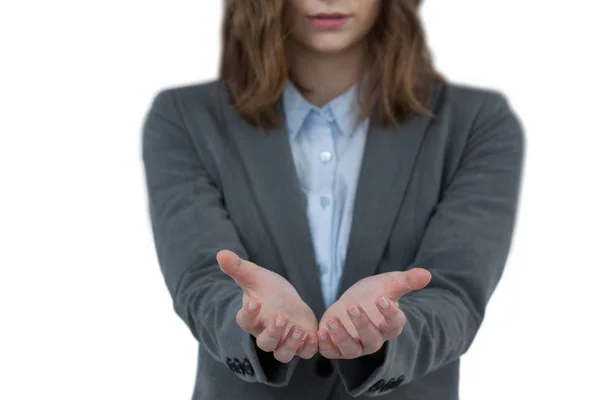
[282,79,363,140]
[282,80,312,139]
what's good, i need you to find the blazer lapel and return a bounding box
[337,83,445,298]
[224,99,327,317]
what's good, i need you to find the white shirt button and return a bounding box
[320,151,332,163]
[320,196,330,208]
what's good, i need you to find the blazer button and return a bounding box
[233,358,244,375]
[383,375,404,391]
[368,379,386,393]
[395,375,405,386]
[314,354,334,378]
[382,379,395,391]
[226,357,236,373]
[242,358,255,377]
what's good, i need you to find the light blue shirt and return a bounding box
[282,80,370,307]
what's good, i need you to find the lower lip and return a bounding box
[309,16,349,29]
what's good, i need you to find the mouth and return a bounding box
[307,13,350,29]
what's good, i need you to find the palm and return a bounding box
[318,269,430,360]
[320,274,396,338]
[243,267,318,335]
[217,250,318,335]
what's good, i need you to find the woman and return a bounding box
[142,0,524,399]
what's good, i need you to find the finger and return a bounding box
[274,326,305,363]
[376,296,407,340]
[406,268,432,291]
[296,332,318,359]
[235,298,262,334]
[216,250,258,289]
[347,304,384,355]
[326,317,363,359]
[384,268,431,300]
[317,329,342,359]
[255,315,288,352]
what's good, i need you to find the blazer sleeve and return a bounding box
[141,89,298,387]
[336,91,526,397]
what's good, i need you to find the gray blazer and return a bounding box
[141,79,525,399]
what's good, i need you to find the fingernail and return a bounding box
[319,332,328,341]
[248,301,258,311]
[378,297,390,309]
[348,305,360,318]
[328,320,340,331]
[308,337,317,345]
[275,317,286,328]
[292,330,302,340]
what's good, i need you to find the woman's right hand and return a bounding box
[216,250,319,363]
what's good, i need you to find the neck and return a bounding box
[288,40,369,107]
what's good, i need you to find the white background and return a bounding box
[1,0,599,399]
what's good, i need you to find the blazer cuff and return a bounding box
[250,334,300,386]
[221,320,299,387]
[335,318,415,397]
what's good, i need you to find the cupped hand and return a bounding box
[318,269,431,359]
[217,250,319,363]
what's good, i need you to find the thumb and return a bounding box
[386,268,432,300]
[216,250,257,289]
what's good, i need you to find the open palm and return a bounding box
[217,250,319,362]
[318,269,431,359]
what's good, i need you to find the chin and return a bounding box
[306,39,355,55]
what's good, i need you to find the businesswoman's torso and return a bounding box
[146,78,522,399]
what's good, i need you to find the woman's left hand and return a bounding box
[317,269,431,359]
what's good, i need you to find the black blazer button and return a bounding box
[368,379,386,393]
[226,357,236,372]
[233,358,244,375]
[384,377,402,391]
[394,375,405,387]
[242,358,255,377]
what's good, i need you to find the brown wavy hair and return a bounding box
[219,0,443,130]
